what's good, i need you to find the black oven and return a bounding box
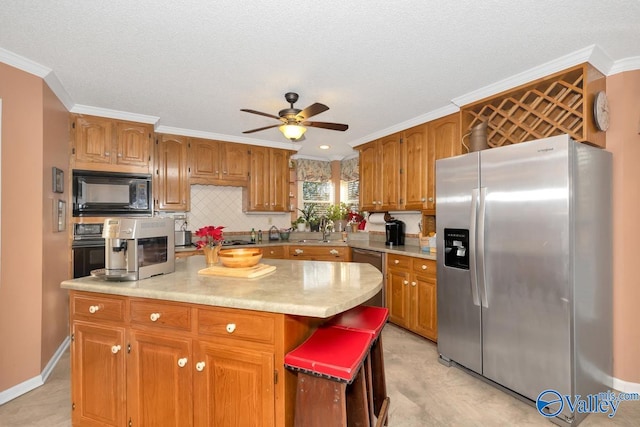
[72,170,152,217]
[72,223,105,278]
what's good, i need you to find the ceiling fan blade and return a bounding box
[240,109,281,121]
[296,103,329,120]
[242,124,280,134]
[302,121,349,131]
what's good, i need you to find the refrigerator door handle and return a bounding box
[469,188,481,307]
[478,187,489,308]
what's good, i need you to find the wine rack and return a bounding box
[461,63,606,149]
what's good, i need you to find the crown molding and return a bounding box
[154,124,300,151]
[43,73,74,111]
[451,45,613,108]
[609,56,640,75]
[347,103,460,148]
[0,47,50,78]
[70,104,159,124]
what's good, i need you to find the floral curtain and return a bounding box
[340,157,359,181]
[295,159,332,182]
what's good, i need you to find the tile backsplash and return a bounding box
[163,185,292,235]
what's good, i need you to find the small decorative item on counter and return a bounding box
[279,228,291,241]
[250,228,256,243]
[347,209,365,232]
[195,225,225,266]
[257,230,263,243]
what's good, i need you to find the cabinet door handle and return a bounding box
[421,197,426,202]
[329,249,339,255]
[117,153,122,158]
[394,260,400,265]
[421,264,428,270]
[226,323,236,333]
[177,357,188,368]
[428,197,434,202]
[411,281,417,287]
[222,170,227,174]
[88,305,100,314]
[111,345,121,354]
[149,312,161,322]
[104,151,110,156]
[403,280,409,285]
[196,361,206,372]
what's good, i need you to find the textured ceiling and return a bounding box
[1,0,639,159]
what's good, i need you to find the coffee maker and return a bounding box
[98,217,175,281]
[385,219,405,246]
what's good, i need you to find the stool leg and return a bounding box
[294,372,347,427]
[364,354,376,425]
[346,366,371,427]
[371,337,390,426]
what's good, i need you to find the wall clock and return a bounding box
[593,90,610,132]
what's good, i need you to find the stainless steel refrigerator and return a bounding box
[435,134,612,426]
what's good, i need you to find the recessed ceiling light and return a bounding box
[319,145,330,150]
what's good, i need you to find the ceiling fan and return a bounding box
[241,92,349,141]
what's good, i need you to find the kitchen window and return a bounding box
[299,181,333,217]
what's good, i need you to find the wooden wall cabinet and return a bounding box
[155,134,190,211]
[71,114,152,173]
[357,132,402,212]
[189,138,249,186]
[70,291,279,427]
[243,147,291,212]
[386,254,437,341]
[358,114,461,213]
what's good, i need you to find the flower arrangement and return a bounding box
[194,225,225,249]
[347,211,364,225]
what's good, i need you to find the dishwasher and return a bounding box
[351,248,385,307]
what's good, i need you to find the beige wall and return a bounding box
[40,81,71,367]
[0,62,69,391]
[607,70,640,384]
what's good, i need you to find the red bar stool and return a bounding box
[325,306,390,426]
[284,327,373,427]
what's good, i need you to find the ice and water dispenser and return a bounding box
[443,228,469,269]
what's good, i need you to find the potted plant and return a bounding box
[292,216,307,232]
[326,202,350,232]
[296,204,317,232]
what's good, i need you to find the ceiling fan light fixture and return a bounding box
[279,124,307,141]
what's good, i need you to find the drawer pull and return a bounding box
[111,345,121,354]
[329,249,339,255]
[226,323,236,333]
[88,305,100,314]
[294,249,304,255]
[421,265,428,270]
[196,361,206,372]
[394,260,400,265]
[177,357,188,368]
[411,281,417,287]
[403,280,409,285]
[149,312,161,322]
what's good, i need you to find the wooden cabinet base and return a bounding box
[69,291,317,427]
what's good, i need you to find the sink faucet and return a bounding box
[320,217,332,241]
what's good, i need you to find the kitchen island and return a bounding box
[61,257,383,427]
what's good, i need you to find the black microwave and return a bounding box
[72,170,152,217]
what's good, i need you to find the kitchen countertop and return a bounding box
[176,237,437,261]
[60,257,383,318]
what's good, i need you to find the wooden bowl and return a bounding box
[218,247,263,268]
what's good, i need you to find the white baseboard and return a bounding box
[613,376,640,394]
[0,336,70,405]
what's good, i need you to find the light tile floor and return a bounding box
[0,324,638,426]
